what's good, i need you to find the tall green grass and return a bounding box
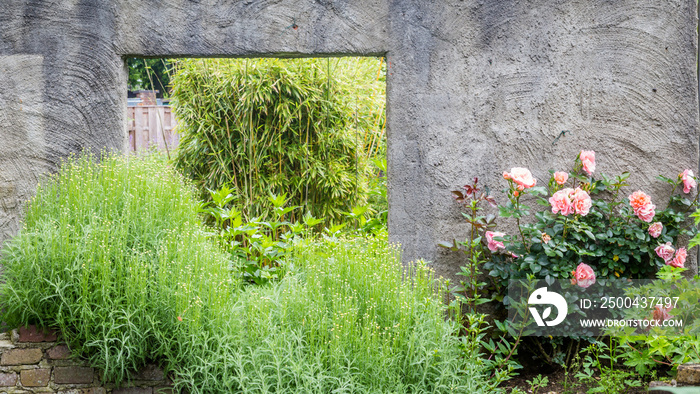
[170,236,489,392]
[0,153,489,393]
[0,153,236,382]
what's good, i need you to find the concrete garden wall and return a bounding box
[0,1,698,282]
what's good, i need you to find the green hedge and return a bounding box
[170,57,386,222]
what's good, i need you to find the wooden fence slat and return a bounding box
[164,107,179,149]
[149,107,157,148]
[127,107,136,151]
[127,105,178,154]
[140,107,150,151]
[157,106,166,151]
[133,106,143,151]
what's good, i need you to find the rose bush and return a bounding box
[487,151,699,298]
[442,149,700,387]
[443,150,698,305]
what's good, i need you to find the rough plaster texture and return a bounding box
[0,1,698,283]
[387,1,699,280]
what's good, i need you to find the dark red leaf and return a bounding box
[464,185,481,197]
[485,196,497,208]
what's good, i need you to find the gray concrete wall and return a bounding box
[0,0,698,281]
[387,0,700,279]
[1,1,127,241]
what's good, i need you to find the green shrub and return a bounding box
[0,153,237,383]
[170,235,491,393]
[1,153,489,393]
[201,185,322,286]
[170,57,386,222]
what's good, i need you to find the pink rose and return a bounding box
[655,242,675,263]
[652,305,672,323]
[629,190,655,222]
[549,188,574,216]
[549,188,592,216]
[485,231,506,252]
[648,222,663,238]
[681,169,697,194]
[635,203,656,222]
[503,167,537,189]
[580,150,596,176]
[628,190,652,211]
[571,263,596,289]
[553,171,569,186]
[669,247,686,268]
[647,305,674,330]
[572,187,592,216]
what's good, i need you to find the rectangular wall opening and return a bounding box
[126,56,387,227]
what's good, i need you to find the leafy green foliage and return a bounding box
[439,177,523,387]
[605,267,700,380]
[127,58,172,94]
[617,335,700,378]
[200,186,320,285]
[170,57,386,223]
[1,153,488,392]
[365,157,389,227]
[459,312,524,392]
[575,340,642,394]
[438,177,497,310]
[200,169,387,286]
[526,374,549,394]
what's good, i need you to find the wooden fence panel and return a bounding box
[127,105,179,153]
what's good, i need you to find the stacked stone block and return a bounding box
[0,326,174,394]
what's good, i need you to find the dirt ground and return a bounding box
[501,367,653,393]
